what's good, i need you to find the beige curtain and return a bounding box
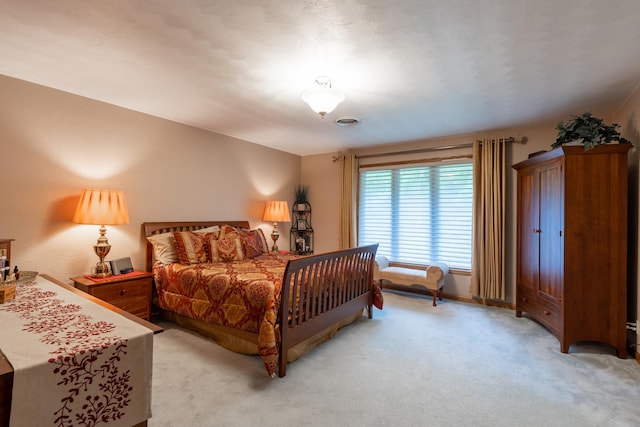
[470,138,506,300]
[338,154,358,249]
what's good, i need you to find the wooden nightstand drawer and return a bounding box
[90,280,149,301]
[108,295,149,318]
[71,272,154,321]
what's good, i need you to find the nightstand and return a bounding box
[71,271,154,321]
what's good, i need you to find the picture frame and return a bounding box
[297,219,306,230]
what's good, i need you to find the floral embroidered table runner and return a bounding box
[0,275,153,426]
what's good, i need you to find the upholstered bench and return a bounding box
[373,256,450,306]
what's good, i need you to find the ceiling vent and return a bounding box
[335,117,360,127]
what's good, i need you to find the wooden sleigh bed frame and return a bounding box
[143,221,379,377]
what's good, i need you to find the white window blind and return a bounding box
[358,161,473,270]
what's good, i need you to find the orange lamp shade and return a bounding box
[262,201,291,223]
[72,189,130,225]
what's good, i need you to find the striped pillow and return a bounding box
[173,231,209,264]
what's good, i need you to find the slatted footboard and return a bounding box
[278,243,379,377]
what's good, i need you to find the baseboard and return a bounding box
[444,294,515,310]
[379,283,515,310]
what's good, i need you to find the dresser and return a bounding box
[71,271,154,321]
[512,144,630,357]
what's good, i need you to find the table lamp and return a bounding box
[72,189,130,277]
[262,200,290,252]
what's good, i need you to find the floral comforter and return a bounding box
[153,252,299,376]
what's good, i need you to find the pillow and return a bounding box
[254,228,269,253]
[194,225,220,239]
[219,224,270,256]
[242,230,265,259]
[218,224,240,240]
[147,232,179,265]
[174,231,209,264]
[209,236,245,262]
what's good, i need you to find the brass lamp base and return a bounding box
[270,223,280,252]
[93,261,112,278]
[92,225,112,278]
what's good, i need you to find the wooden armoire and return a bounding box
[512,144,630,358]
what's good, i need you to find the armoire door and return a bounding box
[536,160,564,306]
[515,168,539,297]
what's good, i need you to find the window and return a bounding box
[358,161,473,270]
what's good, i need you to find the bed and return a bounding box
[143,221,381,377]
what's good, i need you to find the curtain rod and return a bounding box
[353,136,527,160]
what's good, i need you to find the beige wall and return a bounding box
[301,153,341,254]
[302,124,565,303]
[0,75,301,283]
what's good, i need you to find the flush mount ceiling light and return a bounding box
[301,76,345,118]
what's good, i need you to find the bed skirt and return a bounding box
[159,307,364,362]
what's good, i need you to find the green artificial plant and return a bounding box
[552,112,630,150]
[294,184,309,204]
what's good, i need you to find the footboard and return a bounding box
[277,244,378,377]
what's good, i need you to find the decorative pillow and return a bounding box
[209,236,245,262]
[195,225,220,239]
[218,224,239,240]
[254,228,269,253]
[242,230,265,259]
[174,231,209,264]
[147,232,179,265]
[219,224,269,256]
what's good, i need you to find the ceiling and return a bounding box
[2,0,640,156]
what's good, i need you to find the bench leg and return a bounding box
[431,287,443,307]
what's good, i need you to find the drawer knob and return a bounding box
[543,310,550,315]
[521,297,528,302]
[120,289,126,296]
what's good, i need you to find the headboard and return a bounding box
[142,220,251,271]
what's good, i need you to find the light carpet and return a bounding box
[150,291,640,426]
